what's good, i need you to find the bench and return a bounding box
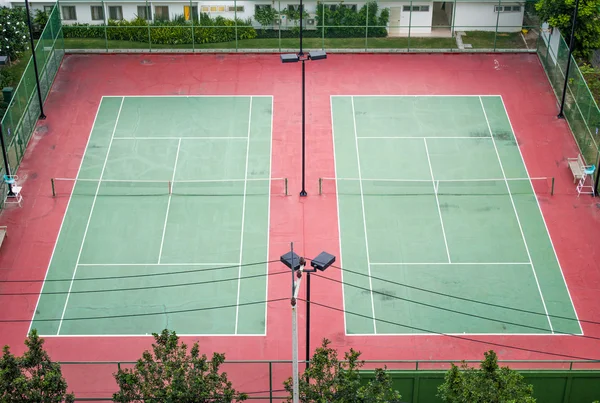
[567,154,587,183]
[0,226,7,249]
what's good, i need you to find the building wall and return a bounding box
[397,2,432,34]
[453,2,524,32]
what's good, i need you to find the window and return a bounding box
[108,6,123,20]
[154,5,169,20]
[403,5,429,11]
[44,5,54,13]
[325,4,357,12]
[90,5,104,20]
[200,5,226,12]
[494,5,521,12]
[228,5,244,12]
[137,5,151,20]
[61,6,77,20]
[184,5,198,20]
[255,4,272,12]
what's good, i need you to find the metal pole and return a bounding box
[594,145,600,196]
[305,271,310,369]
[24,0,46,119]
[558,0,580,118]
[0,123,14,196]
[299,0,303,56]
[300,59,307,197]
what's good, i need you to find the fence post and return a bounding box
[321,2,324,50]
[451,0,457,50]
[407,0,413,51]
[190,0,195,52]
[234,0,238,52]
[147,0,152,52]
[364,1,368,51]
[493,0,501,51]
[269,361,273,403]
[102,0,108,52]
[278,1,282,52]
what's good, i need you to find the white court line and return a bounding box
[479,96,554,334]
[263,96,274,335]
[113,137,248,140]
[345,332,579,337]
[57,96,125,335]
[499,95,584,335]
[321,177,550,183]
[357,136,491,140]
[39,332,267,338]
[330,96,349,335]
[157,138,181,263]
[234,96,252,335]
[334,95,489,98]
[27,98,106,336]
[77,262,238,267]
[103,95,266,98]
[423,138,451,263]
[370,262,531,266]
[351,96,378,334]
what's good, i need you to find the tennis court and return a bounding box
[326,95,582,336]
[29,95,281,336]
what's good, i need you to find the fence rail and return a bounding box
[56,359,600,402]
[58,0,541,53]
[0,4,64,208]
[537,26,600,192]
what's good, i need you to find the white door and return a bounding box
[389,7,401,35]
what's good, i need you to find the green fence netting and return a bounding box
[59,0,541,53]
[0,4,64,208]
[537,27,600,191]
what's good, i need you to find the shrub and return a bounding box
[63,14,256,45]
[315,1,389,38]
[0,7,29,61]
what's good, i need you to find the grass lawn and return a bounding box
[64,36,459,50]
[462,31,527,49]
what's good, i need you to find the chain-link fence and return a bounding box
[537,26,600,189]
[58,0,539,53]
[0,4,64,208]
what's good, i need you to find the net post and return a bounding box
[168,181,172,195]
[319,178,322,195]
[285,178,288,196]
[551,177,555,196]
[51,178,55,197]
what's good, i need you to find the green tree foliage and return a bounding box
[316,1,389,38]
[580,63,600,104]
[62,14,256,45]
[284,339,402,403]
[33,10,50,36]
[535,0,600,59]
[254,5,279,28]
[0,330,75,402]
[0,7,29,61]
[437,350,536,403]
[113,329,247,403]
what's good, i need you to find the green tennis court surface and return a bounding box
[329,95,581,336]
[31,96,275,336]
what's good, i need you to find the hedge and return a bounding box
[63,14,257,45]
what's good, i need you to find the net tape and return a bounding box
[52,178,288,197]
[319,177,554,196]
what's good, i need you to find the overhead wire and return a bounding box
[0,270,288,296]
[300,298,600,361]
[0,260,279,283]
[315,272,600,341]
[328,263,598,326]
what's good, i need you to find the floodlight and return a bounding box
[281,54,300,63]
[281,250,302,271]
[310,251,335,271]
[308,50,327,61]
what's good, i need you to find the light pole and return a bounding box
[281,246,336,399]
[557,0,580,119]
[24,0,46,119]
[281,0,327,197]
[0,123,14,197]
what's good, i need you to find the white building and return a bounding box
[8,0,527,35]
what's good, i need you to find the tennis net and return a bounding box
[318,177,555,196]
[51,177,288,197]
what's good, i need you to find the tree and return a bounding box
[437,350,536,403]
[0,7,29,61]
[113,329,247,403]
[535,0,600,59]
[0,330,75,403]
[254,5,279,28]
[283,339,402,403]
